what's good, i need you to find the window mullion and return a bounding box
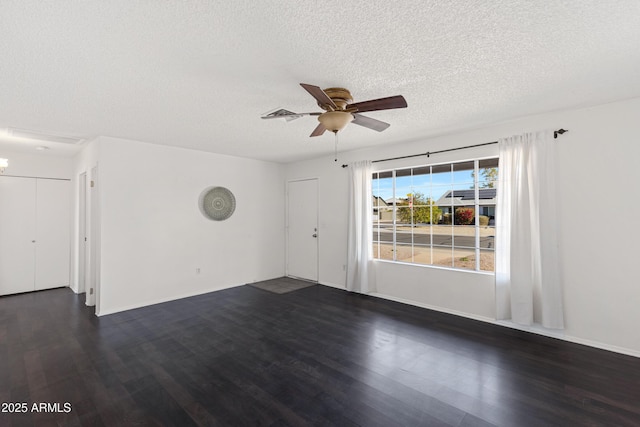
[474,160,480,271]
[429,165,433,266]
[450,163,454,268]
[375,173,380,260]
[392,169,397,262]
[411,169,415,263]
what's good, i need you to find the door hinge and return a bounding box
[90,180,95,187]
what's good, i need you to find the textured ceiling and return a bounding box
[1,1,639,162]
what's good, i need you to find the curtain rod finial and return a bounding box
[554,129,568,139]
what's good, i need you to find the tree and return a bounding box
[397,193,442,224]
[470,167,498,188]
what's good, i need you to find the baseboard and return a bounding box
[318,281,346,290]
[369,292,640,359]
[369,292,495,324]
[285,275,318,284]
[562,336,640,358]
[96,282,246,316]
[71,286,87,295]
[94,280,640,358]
[494,320,640,358]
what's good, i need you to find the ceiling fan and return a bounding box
[262,83,407,137]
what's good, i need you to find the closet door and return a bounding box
[0,176,37,295]
[35,179,71,290]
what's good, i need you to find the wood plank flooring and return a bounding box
[1,283,639,426]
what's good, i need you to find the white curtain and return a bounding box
[346,160,373,293]
[495,131,564,329]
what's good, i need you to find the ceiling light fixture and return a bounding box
[317,111,354,133]
[0,158,8,174]
[262,84,406,138]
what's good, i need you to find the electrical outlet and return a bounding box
[196,268,201,274]
[90,288,94,295]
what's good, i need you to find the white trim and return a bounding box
[88,164,100,310]
[369,291,495,323]
[286,275,317,284]
[0,174,70,181]
[495,321,640,359]
[318,280,346,290]
[364,289,640,359]
[373,158,499,273]
[76,171,87,295]
[96,282,246,316]
[373,258,495,276]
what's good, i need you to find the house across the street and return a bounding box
[435,188,497,223]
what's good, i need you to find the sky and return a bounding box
[373,160,498,204]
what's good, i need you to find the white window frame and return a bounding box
[372,157,498,273]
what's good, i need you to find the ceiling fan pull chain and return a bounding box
[334,132,338,162]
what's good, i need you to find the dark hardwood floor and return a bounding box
[1,283,639,426]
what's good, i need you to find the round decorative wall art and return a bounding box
[199,186,236,221]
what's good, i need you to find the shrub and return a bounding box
[396,193,442,224]
[442,213,452,225]
[478,215,490,226]
[455,207,474,225]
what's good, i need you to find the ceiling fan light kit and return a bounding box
[318,111,354,133]
[262,83,407,138]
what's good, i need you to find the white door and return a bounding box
[0,176,36,295]
[35,179,71,290]
[287,179,318,281]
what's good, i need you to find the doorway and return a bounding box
[86,165,99,309]
[78,172,87,295]
[286,178,318,282]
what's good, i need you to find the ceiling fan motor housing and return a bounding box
[321,88,353,110]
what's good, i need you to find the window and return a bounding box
[372,158,498,272]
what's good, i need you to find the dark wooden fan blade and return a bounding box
[300,83,337,110]
[310,122,326,137]
[348,95,407,113]
[352,114,391,132]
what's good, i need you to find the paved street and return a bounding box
[373,230,494,248]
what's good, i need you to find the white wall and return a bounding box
[0,149,72,179]
[92,137,285,315]
[286,97,640,356]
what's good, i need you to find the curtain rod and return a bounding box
[341,128,568,168]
